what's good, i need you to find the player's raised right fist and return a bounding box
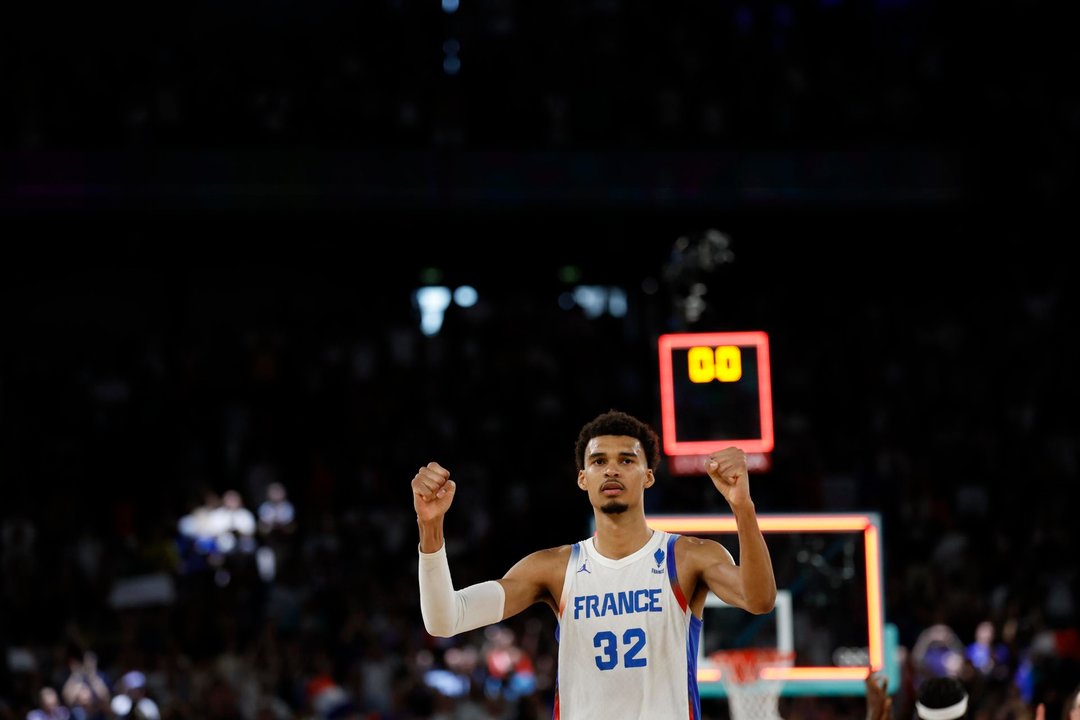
[412,461,456,522]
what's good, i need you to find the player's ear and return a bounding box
[644,470,655,488]
[577,471,587,490]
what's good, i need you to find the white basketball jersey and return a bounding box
[554,530,702,720]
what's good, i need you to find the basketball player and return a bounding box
[412,409,777,719]
[867,675,1047,720]
[1062,686,1080,720]
[1065,684,1080,720]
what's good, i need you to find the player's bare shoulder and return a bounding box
[503,544,574,584]
[502,544,574,611]
[673,535,740,613]
[535,544,575,579]
[675,534,736,571]
[526,543,573,565]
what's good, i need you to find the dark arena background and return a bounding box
[1,1,1078,719]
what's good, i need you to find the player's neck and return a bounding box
[592,512,653,560]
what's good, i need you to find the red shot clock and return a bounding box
[657,331,774,474]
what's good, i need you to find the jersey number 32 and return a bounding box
[593,628,647,670]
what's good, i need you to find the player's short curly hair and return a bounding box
[574,410,661,472]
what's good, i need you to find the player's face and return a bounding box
[578,435,654,513]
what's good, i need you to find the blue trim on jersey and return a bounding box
[665,533,701,718]
[665,534,679,577]
[688,614,702,719]
[665,533,690,611]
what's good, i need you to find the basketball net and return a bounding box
[710,649,794,720]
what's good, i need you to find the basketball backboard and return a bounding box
[647,513,897,697]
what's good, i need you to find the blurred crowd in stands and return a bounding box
[6,0,1077,203]
[0,231,1076,719]
[12,0,954,150]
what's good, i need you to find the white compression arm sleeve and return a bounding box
[418,543,505,637]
